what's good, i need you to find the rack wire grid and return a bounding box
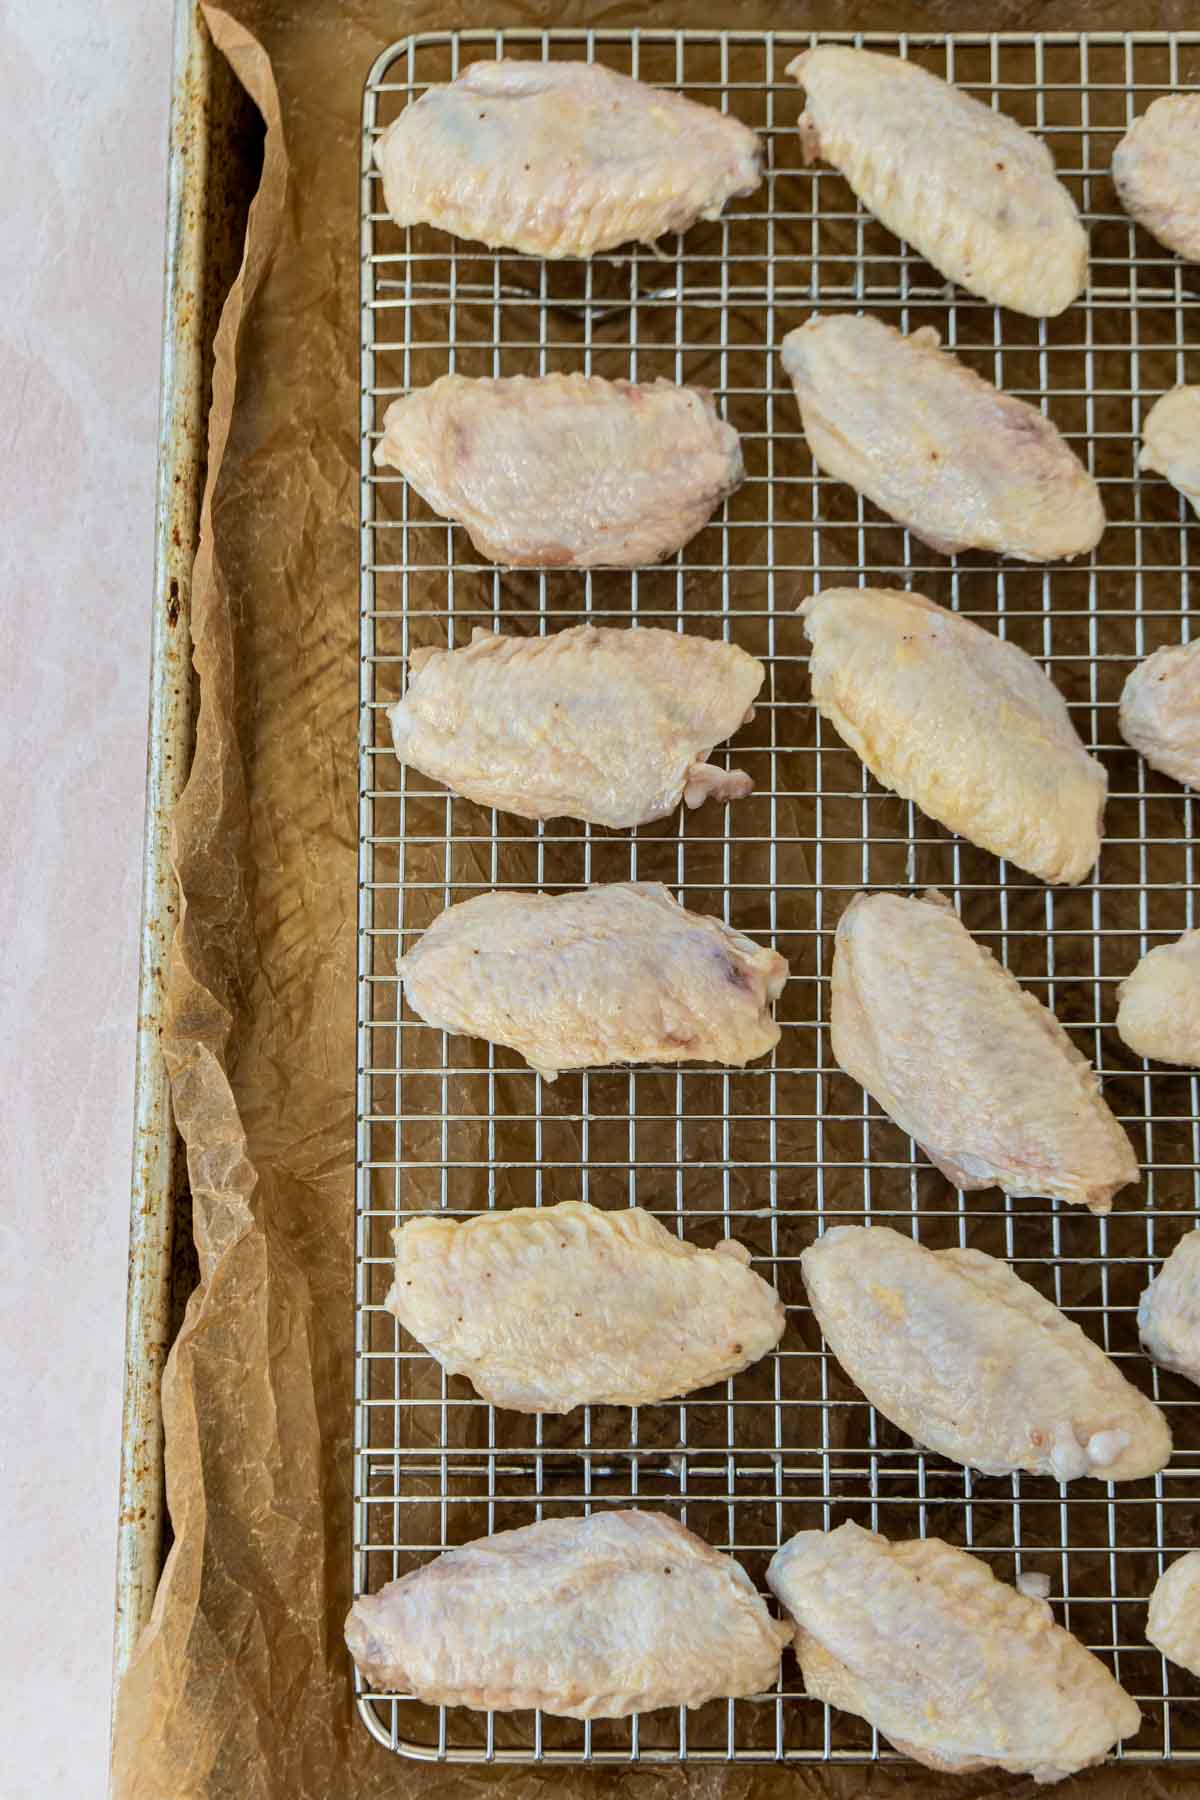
[355,27,1200,1768]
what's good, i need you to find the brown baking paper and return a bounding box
[113,2,1200,1795]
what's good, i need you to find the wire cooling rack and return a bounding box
[356,28,1200,1767]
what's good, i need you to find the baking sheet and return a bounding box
[112,3,1200,1796]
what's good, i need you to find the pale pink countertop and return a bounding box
[0,1,171,1792]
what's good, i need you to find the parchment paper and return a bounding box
[112,3,1200,1796]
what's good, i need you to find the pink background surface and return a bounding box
[0,0,172,1790]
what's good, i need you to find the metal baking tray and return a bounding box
[355,27,1200,1768]
[111,0,262,1734]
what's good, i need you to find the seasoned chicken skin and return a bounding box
[1118,931,1200,1067]
[782,315,1104,560]
[767,1522,1140,1782]
[388,1202,785,1412]
[374,373,743,567]
[788,48,1087,316]
[400,882,788,1078]
[373,59,763,258]
[1140,387,1200,517]
[832,891,1139,1212]
[802,1226,1170,1481]
[1112,95,1200,261]
[1119,640,1200,789]
[1147,1552,1200,1678]
[346,1510,792,1716]
[801,589,1107,886]
[1139,1230,1200,1386]
[389,626,764,827]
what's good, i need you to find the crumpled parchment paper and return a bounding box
[112,2,1200,1795]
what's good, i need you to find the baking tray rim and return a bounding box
[110,0,210,1760]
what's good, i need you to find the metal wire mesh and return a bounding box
[356,28,1200,1765]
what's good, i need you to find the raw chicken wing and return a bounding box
[1112,96,1200,260]
[801,588,1106,885]
[831,890,1139,1211]
[374,60,763,257]
[374,373,743,567]
[1140,386,1200,516]
[1147,1552,1200,1678]
[346,1510,792,1715]
[788,47,1087,316]
[1119,640,1200,789]
[400,881,788,1078]
[1118,930,1200,1067]
[389,1201,785,1411]
[1139,1229,1200,1386]
[389,625,763,827]
[782,314,1104,560]
[802,1225,1170,1481]
[767,1522,1140,1781]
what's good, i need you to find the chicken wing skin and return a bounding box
[1119,640,1200,790]
[1139,1230,1200,1387]
[400,882,788,1079]
[374,373,743,568]
[389,625,764,827]
[787,47,1087,316]
[373,59,763,258]
[767,1522,1140,1782]
[388,1201,785,1412]
[831,891,1139,1212]
[1118,930,1200,1067]
[802,1225,1170,1481]
[1140,386,1200,517]
[1147,1552,1200,1678]
[346,1510,792,1716]
[801,588,1107,886]
[782,315,1104,561]
[1112,95,1200,261]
